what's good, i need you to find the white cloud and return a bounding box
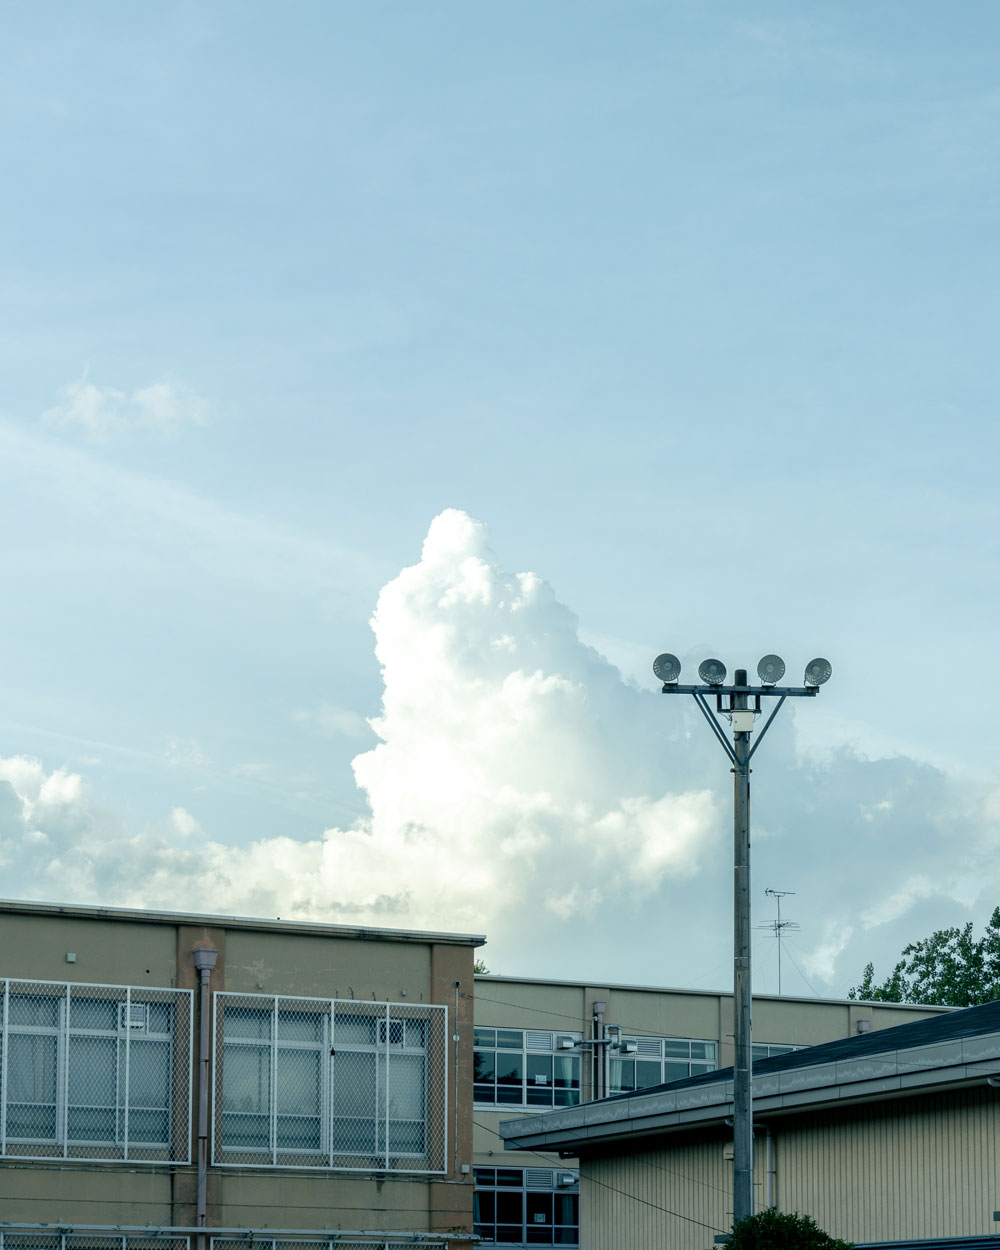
[1,509,998,991]
[42,375,207,440]
[0,511,721,951]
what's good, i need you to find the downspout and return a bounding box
[193,946,219,1250]
[764,1124,775,1210]
[591,1001,607,1101]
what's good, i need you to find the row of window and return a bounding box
[473,1028,721,1107]
[0,979,447,1173]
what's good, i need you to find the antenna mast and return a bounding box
[761,888,800,995]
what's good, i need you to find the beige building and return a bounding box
[472,974,946,1247]
[0,900,484,1250]
[499,998,1000,1249]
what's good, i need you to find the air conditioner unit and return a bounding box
[119,1003,148,1032]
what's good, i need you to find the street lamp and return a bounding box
[652,653,831,1222]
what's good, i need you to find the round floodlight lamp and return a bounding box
[653,653,682,684]
[757,654,786,685]
[698,658,727,686]
[804,657,833,687]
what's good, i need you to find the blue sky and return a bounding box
[2,2,999,995]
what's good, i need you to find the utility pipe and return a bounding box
[764,1124,775,1209]
[591,1001,607,1101]
[192,946,218,1250]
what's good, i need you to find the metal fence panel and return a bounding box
[213,993,447,1173]
[0,979,193,1163]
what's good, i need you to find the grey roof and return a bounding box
[0,898,486,947]
[501,998,1000,1155]
[604,995,993,1104]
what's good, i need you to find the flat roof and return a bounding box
[501,998,1000,1155]
[0,898,486,947]
[475,972,953,1011]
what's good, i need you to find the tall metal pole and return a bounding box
[652,651,831,1231]
[732,673,753,1222]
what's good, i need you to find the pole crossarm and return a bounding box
[660,683,818,698]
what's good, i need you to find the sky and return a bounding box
[2,1,999,999]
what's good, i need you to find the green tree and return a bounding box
[848,906,1000,1006]
[473,958,490,974]
[718,1208,853,1249]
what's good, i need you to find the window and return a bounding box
[608,1036,718,1094]
[752,1043,801,1062]
[214,993,447,1173]
[474,1167,579,1246]
[0,978,192,1162]
[473,1029,581,1109]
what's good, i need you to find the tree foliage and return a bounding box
[473,958,490,974]
[719,1208,853,1249]
[848,907,1000,1006]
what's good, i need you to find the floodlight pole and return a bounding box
[732,679,753,1225]
[656,667,824,1224]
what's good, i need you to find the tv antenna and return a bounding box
[758,888,800,995]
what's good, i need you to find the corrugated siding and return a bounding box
[583,1134,739,1250]
[778,1086,1000,1243]
[582,1087,1000,1250]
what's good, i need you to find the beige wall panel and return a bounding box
[776,1086,1000,1243]
[0,914,177,986]
[0,1164,173,1223]
[606,990,722,1040]
[217,1171,430,1230]
[474,979,586,1031]
[582,1136,735,1250]
[582,1086,1000,1248]
[223,930,431,1000]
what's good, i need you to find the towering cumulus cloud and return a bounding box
[0,511,719,957]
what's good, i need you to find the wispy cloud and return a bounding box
[42,374,208,441]
[293,703,371,739]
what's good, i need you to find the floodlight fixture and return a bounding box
[803,657,833,687]
[653,653,682,684]
[698,658,727,686]
[757,655,785,685]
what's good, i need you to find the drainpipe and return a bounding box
[193,946,219,1250]
[764,1124,776,1209]
[591,1001,607,1101]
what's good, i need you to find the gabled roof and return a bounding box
[500,999,1000,1155]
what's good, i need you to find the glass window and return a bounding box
[473,1029,581,1109]
[216,995,446,1173]
[0,980,190,1163]
[608,1037,719,1094]
[752,1042,801,1062]
[474,1167,580,1247]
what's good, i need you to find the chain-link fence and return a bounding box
[0,1236,189,1250]
[0,978,193,1162]
[213,994,447,1172]
[214,1240,448,1250]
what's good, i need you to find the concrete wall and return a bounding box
[0,903,479,1238]
[580,1086,1000,1249]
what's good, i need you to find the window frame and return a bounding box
[473,1028,582,1111]
[607,1035,719,1094]
[0,977,193,1164]
[213,993,447,1174]
[473,1165,580,1247]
